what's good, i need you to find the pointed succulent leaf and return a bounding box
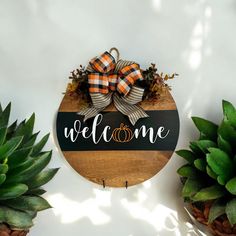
[175,150,196,164]
[191,185,225,202]
[0,126,7,145]
[218,121,236,146]
[8,158,34,174]
[14,113,35,143]
[27,168,59,189]
[7,146,33,168]
[0,183,28,200]
[226,177,236,195]
[0,174,6,185]
[217,176,227,185]
[182,178,203,198]
[223,100,236,128]
[24,210,37,219]
[217,135,232,155]
[206,148,233,182]
[177,165,198,178]
[192,117,218,141]
[226,199,236,226]
[0,136,23,161]
[189,142,204,157]
[0,164,8,174]
[6,120,17,138]
[0,103,11,128]
[6,151,52,184]
[0,103,2,113]
[31,133,50,156]
[4,196,51,212]
[27,188,46,195]
[194,159,206,172]
[194,140,217,154]
[0,206,33,229]
[208,200,226,223]
[23,132,39,148]
[206,166,217,180]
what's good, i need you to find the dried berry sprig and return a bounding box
[66,65,91,103]
[141,63,178,102]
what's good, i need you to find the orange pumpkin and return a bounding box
[112,123,133,143]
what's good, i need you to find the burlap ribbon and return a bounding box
[78,48,149,125]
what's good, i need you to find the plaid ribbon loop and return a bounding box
[88,51,143,96]
[78,50,149,125]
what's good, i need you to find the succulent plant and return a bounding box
[0,102,59,235]
[177,100,236,226]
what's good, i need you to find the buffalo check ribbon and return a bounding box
[78,50,149,125]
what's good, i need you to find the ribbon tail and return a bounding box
[77,106,104,122]
[113,93,149,126]
[78,92,113,122]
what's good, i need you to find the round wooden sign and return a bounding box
[56,91,179,187]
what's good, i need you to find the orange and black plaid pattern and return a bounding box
[89,51,115,73]
[88,52,143,96]
[117,63,143,96]
[88,73,118,93]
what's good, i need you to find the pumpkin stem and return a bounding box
[120,123,124,129]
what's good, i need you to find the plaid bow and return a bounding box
[78,50,149,125]
[88,51,143,96]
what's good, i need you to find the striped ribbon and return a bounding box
[78,51,149,125]
[78,86,148,125]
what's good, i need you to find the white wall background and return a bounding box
[0,0,236,235]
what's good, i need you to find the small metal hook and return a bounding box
[125,181,128,189]
[102,179,106,188]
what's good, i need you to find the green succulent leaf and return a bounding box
[226,199,236,226]
[7,146,33,168]
[223,100,236,128]
[0,126,7,145]
[4,195,51,212]
[0,136,23,161]
[6,151,52,184]
[0,174,6,185]
[27,188,46,195]
[31,133,50,156]
[217,135,232,155]
[206,166,217,180]
[218,121,236,146]
[192,117,218,141]
[226,177,236,195]
[208,200,226,223]
[0,103,11,128]
[194,159,206,172]
[191,185,225,202]
[0,206,33,229]
[206,148,233,183]
[0,184,28,200]
[0,164,8,174]
[189,142,204,157]
[175,150,197,164]
[27,168,59,189]
[182,178,203,198]
[8,158,34,174]
[177,165,198,178]
[23,132,39,148]
[6,120,17,139]
[14,113,35,143]
[194,140,217,154]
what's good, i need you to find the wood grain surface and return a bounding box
[58,91,177,187]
